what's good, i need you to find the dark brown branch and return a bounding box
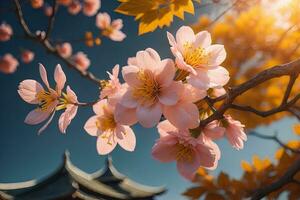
[251,156,300,200]
[250,131,300,154]
[45,0,58,40]
[14,0,101,85]
[199,58,300,128]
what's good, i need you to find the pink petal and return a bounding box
[136,50,158,71]
[58,105,78,134]
[187,69,210,90]
[39,63,50,89]
[66,86,78,103]
[25,109,51,125]
[96,12,111,29]
[114,103,138,126]
[163,102,199,130]
[158,82,180,106]
[176,151,200,180]
[152,136,178,162]
[122,65,141,87]
[196,143,219,170]
[112,19,123,30]
[137,103,162,128]
[176,26,195,50]
[181,84,207,103]
[117,125,136,151]
[84,115,99,136]
[38,110,56,134]
[18,80,44,104]
[145,48,161,62]
[167,31,177,47]
[54,64,66,95]
[97,135,117,155]
[120,90,138,108]
[194,31,211,48]
[156,58,175,86]
[92,99,107,115]
[207,66,230,88]
[157,120,177,137]
[110,30,126,41]
[203,121,225,140]
[206,44,226,67]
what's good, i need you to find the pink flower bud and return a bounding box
[0,54,19,74]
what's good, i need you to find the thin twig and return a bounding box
[250,131,300,154]
[13,0,101,85]
[45,0,58,40]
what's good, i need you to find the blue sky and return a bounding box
[0,1,298,199]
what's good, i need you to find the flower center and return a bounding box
[132,70,161,106]
[102,26,114,37]
[175,143,194,162]
[183,43,209,67]
[37,90,56,111]
[96,113,117,132]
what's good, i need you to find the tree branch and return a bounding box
[45,0,58,40]
[251,156,300,200]
[250,131,300,154]
[199,58,300,128]
[14,0,101,85]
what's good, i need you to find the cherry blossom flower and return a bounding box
[21,50,35,64]
[115,48,181,128]
[167,26,229,90]
[96,12,126,41]
[0,22,13,42]
[57,86,78,133]
[163,83,206,129]
[68,0,82,15]
[71,51,90,72]
[31,0,44,9]
[84,99,136,155]
[56,42,72,58]
[152,120,220,180]
[0,54,19,74]
[83,0,100,16]
[18,64,66,134]
[100,64,122,100]
[210,87,226,98]
[223,115,247,150]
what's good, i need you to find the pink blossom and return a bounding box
[56,42,72,58]
[84,99,136,155]
[18,64,66,134]
[96,12,126,41]
[31,0,44,9]
[21,50,35,64]
[58,86,78,133]
[100,64,122,99]
[152,120,220,180]
[167,26,229,90]
[44,6,53,16]
[115,48,181,128]
[58,0,72,6]
[0,22,13,42]
[223,115,247,150]
[0,54,19,74]
[83,0,100,16]
[163,83,206,129]
[68,0,82,15]
[210,87,226,98]
[35,30,46,40]
[71,52,90,72]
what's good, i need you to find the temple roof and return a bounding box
[0,152,166,200]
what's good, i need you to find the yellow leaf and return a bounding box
[293,124,300,136]
[275,148,284,160]
[115,0,196,35]
[241,160,252,172]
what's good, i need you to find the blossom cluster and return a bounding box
[18,26,246,181]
